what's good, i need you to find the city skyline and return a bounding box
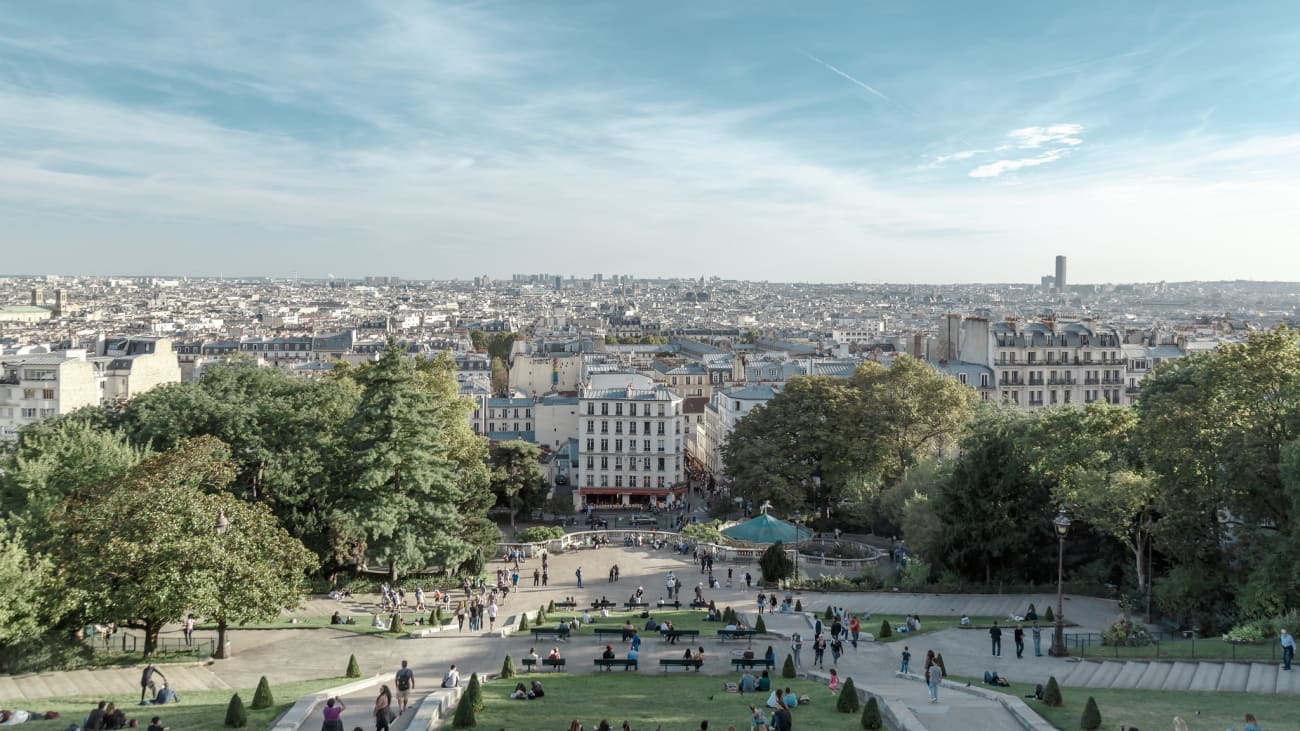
[2,1,1298,282]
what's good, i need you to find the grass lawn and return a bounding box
[475,673,868,730]
[955,676,1292,731]
[1074,637,1279,662]
[3,677,350,731]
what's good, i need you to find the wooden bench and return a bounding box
[690,601,709,609]
[661,629,700,643]
[531,627,571,641]
[590,601,617,609]
[624,601,649,610]
[593,628,632,641]
[659,658,703,672]
[521,657,538,672]
[717,629,757,642]
[553,601,577,610]
[730,657,775,670]
[594,658,638,672]
[542,658,567,671]
[656,600,682,610]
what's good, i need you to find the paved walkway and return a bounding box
[0,542,1273,730]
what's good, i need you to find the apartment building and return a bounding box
[956,319,1126,408]
[695,384,778,479]
[575,373,685,508]
[0,353,98,441]
[97,337,182,403]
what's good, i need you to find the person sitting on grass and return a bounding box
[331,611,344,625]
[153,684,179,705]
[781,688,797,709]
[756,670,771,692]
[530,680,545,699]
[371,613,386,628]
[568,720,582,731]
[739,671,757,694]
[510,683,528,700]
[102,703,127,730]
[146,715,169,731]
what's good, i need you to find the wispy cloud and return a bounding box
[924,149,982,168]
[969,149,1069,178]
[802,53,908,113]
[1006,124,1085,149]
[931,123,1087,178]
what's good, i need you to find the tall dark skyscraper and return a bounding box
[1055,255,1067,292]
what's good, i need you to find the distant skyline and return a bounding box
[2,1,1298,282]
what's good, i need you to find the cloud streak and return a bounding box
[802,53,909,112]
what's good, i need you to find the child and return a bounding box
[900,645,911,673]
[828,668,840,694]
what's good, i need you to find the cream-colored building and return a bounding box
[0,352,98,441]
[508,353,582,397]
[95,337,182,403]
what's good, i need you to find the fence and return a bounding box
[89,633,216,660]
[1064,631,1280,661]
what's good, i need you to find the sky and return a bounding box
[2,1,1298,283]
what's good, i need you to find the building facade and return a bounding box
[575,374,686,508]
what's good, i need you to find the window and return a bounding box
[980,373,989,388]
[587,475,594,487]
[513,408,519,418]
[671,376,678,385]
[513,422,519,432]
[23,369,56,381]
[614,458,622,471]
[615,439,623,452]
[643,457,651,470]
[587,403,595,415]
[601,420,609,433]
[658,457,666,471]
[658,477,665,488]
[657,439,665,452]
[586,421,595,434]
[586,439,594,451]
[601,475,609,487]
[643,439,651,452]
[615,403,623,416]
[526,408,532,418]
[629,422,637,435]
[525,421,531,431]
[600,457,609,469]
[23,388,37,399]
[600,439,609,451]
[643,476,651,488]
[615,421,623,434]
[644,421,651,433]
[657,423,665,435]
[658,404,665,416]
[601,403,609,415]
[21,408,37,418]
[958,373,967,385]
[615,476,623,487]
[42,389,54,399]
[489,422,495,432]
[586,456,594,469]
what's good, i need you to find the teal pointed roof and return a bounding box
[720,514,813,544]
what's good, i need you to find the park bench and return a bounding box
[593,658,638,672]
[593,628,632,641]
[554,601,577,609]
[531,627,571,641]
[717,629,757,642]
[542,658,567,671]
[659,658,703,672]
[590,600,617,609]
[521,657,538,672]
[656,599,682,609]
[661,629,700,643]
[624,601,649,610]
[690,600,709,609]
[730,657,775,670]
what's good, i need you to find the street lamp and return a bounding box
[214,509,230,536]
[1048,508,1072,657]
[213,508,231,658]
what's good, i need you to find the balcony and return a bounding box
[1084,378,1101,385]
[1125,386,1141,394]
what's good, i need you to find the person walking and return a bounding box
[1014,625,1025,659]
[1282,629,1295,670]
[542,569,549,586]
[488,601,498,631]
[900,645,911,674]
[926,656,943,703]
[394,660,415,714]
[182,614,195,647]
[849,615,861,649]
[534,568,541,587]
[1031,623,1042,656]
[791,633,803,668]
[830,636,843,665]
[373,685,394,731]
[813,635,827,668]
[576,566,584,589]
[990,621,1002,657]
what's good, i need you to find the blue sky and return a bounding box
[2,1,1297,282]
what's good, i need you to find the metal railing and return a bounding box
[1064,631,1280,661]
[88,634,216,659]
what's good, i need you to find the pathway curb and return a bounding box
[270,674,389,731]
[893,672,1055,731]
[803,669,925,731]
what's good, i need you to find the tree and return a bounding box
[490,441,546,530]
[501,655,516,679]
[759,541,794,583]
[251,677,274,709]
[224,694,247,728]
[491,357,509,397]
[346,654,362,678]
[836,677,860,713]
[342,343,488,579]
[755,615,767,633]
[470,330,488,352]
[879,619,892,638]
[861,696,882,729]
[0,521,54,651]
[1080,696,1102,730]
[781,654,797,678]
[52,437,315,656]
[1043,676,1062,707]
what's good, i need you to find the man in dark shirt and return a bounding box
[771,702,793,731]
[147,716,169,731]
[140,664,165,703]
[601,644,616,659]
[989,622,1002,657]
[86,701,107,731]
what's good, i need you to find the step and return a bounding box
[1135,661,1171,689]
[36,671,80,697]
[1218,663,1250,692]
[1109,661,1149,689]
[1246,663,1277,694]
[1188,662,1224,691]
[64,669,113,698]
[1087,661,1127,688]
[1161,662,1198,691]
[0,674,25,701]
[1059,661,1103,688]
[13,674,55,699]
[1275,666,1300,694]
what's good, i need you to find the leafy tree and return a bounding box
[1080,696,1101,730]
[251,676,274,709]
[490,440,546,530]
[836,677,860,712]
[759,541,794,583]
[861,696,882,729]
[1043,676,1063,707]
[491,357,509,397]
[470,330,488,352]
[224,693,247,728]
[0,521,55,651]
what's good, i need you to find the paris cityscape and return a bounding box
[3,1,1300,730]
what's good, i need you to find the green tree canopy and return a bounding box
[489,440,546,529]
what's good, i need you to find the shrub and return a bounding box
[1224,611,1299,643]
[346,654,361,678]
[1101,616,1152,647]
[825,606,836,620]
[1044,606,1055,622]
[516,526,565,543]
[250,676,274,710]
[518,614,529,631]
[756,616,767,633]
[464,672,484,711]
[898,560,931,590]
[934,653,947,677]
[501,655,515,679]
[760,541,794,583]
[723,606,737,624]
[390,615,404,634]
[681,521,725,544]
[708,600,717,612]
[547,599,556,613]
[1080,696,1101,730]
[795,600,802,612]
[782,654,797,679]
[223,694,247,728]
[861,696,882,729]
[430,608,440,625]
[836,678,860,713]
[879,619,892,638]
[451,691,477,728]
[1043,676,1062,707]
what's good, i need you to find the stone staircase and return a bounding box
[0,664,231,702]
[1052,659,1300,694]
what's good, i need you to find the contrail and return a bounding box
[803,52,908,112]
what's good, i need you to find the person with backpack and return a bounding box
[393,660,415,714]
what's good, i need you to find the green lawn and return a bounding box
[2,677,350,731]
[475,673,869,730]
[1073,637,1279,662]
[956,676,1290,731]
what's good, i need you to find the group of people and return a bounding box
[988,620,1043,658]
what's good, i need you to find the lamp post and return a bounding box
[213,508,231,658]
[1048,508,1072,657]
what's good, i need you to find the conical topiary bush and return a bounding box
[794,600,802,612]
[860,696,882,729]
[539,605,547,623]
[825,606,835,620]
[879,619,892,638]
[1043,676,1063,707]
[346,654,361,678]
[1044,605,1055,622]
[390,615,404,633]
[782,654,797,679]
[250,676,274,710]
[501,655,516,679]
[755,615,767,633]
[519,614,529,631]
[836,678,860,713]
[1080,696,1101,730]
[224,693,247,728]
[451,685,477,729]
[547,599,555,612]
[464,672,484,711]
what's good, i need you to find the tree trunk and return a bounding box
[144,621,160,657]
[388,560,398,584]
[215,619,230,659]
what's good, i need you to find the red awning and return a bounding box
[579,487,686,497]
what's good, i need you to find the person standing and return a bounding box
[182,614,195,647]
[488,601,498,631]
[926,656,942,703]
[813,635,827,668]
[394,660,415,714]
[989,621,1002,657]
[1282,629,1295,671]
[534,568,541,587]
[900,645,911,674]
[1031,623,1042,656]
[814,617,823,639]
[849,615,861,649]
[1014,625,1025,659]
[830,636,843,665]
[373,685,393,731]
[542,569,549,586]
[790,632,803,668]
[140,664,166,703]
[576,566,584,589]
